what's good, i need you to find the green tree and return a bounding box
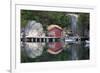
[78,13,89,37]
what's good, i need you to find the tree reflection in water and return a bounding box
[21,41,89,63]
[21,19,89,63]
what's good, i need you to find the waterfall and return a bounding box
[68,14,78,35]
[25,20,45,37]
[21,20,45,58]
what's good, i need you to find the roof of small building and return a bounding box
[47,48,63,55]
[47,24,63,31]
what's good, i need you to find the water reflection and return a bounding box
[21,41,89,62]
[24,43,45,58]
[47,42,64,55]
[21,20,89,63]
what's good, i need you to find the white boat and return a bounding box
[65,36,80,43]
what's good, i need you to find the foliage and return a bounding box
[78,13,89,37]
[21,10,71,29]
[21,10,90,62]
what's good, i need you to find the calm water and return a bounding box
[21,41,89,63]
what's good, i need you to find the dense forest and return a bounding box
[21,10,89,37]
[21,10,90,62]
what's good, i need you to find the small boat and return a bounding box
[65,36,80,44]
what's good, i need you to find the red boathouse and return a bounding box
[47,24,64,54]
[47,25,63,38]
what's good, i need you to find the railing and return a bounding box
[21,36,89,44]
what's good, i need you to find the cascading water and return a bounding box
[21,19,89,61]
[67,14,79,60]
[68,14,78,35]
[25,20,45,37]
[21,20,45,58]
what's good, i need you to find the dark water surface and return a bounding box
[21,41,89,63]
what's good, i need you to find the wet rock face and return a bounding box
[21,20,45,58]
[68,14,78,35]
[25,20,45,37]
